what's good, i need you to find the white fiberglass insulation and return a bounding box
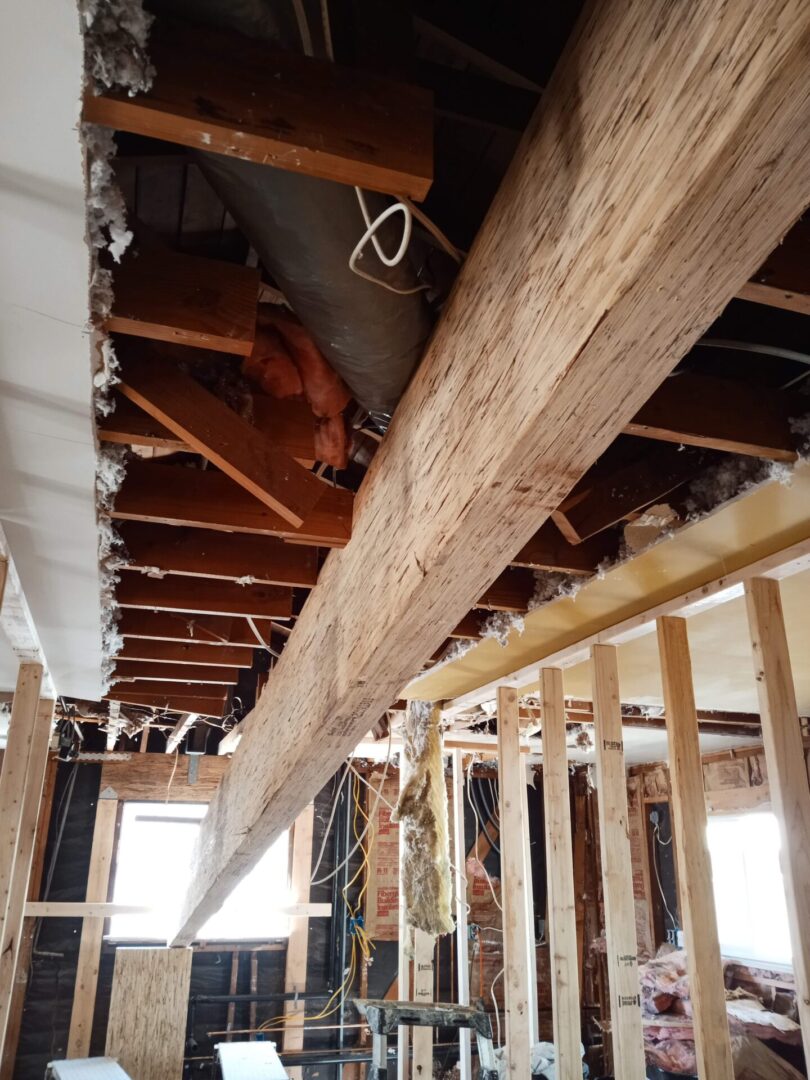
[0,3,104,696]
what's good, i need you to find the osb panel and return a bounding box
[105,947,193,1080]
[100,754,229,802]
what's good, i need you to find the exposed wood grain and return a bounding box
[657,618,734,1080]
[100,753,229,802]
[744,578,810,1065]
[624,373,797,462]
[738,217,810,315]
[283,804,315,1078]
[106,248,259,355]
[497,686,532,1076]
[113,660,239,684]
[112,462,353,547]
[118,639,254,667]
[84,18,433,199]
[174,0,810,943]
[67,797,119,1059]
[541,668,582,1079]
[120,353,323,526]
[0,699,53,1055]
[99,392,318,466]
[105,686,228,717]
[165,714,199,755]
[591,646,646,1080]
[116,573,293,619]
[118,609,271,648]
[118,523,319,588]
[106,947,193,1080]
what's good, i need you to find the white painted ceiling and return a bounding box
[0,4,104,697]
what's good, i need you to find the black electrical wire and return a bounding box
[470,779,501,854]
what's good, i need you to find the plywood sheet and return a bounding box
[105,947,193,1080]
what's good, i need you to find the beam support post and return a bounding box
[590,645,645,1080]
[744,578,810,1065]
[657,617,734,1080]
[283,803,315,1079]
[451,749,472,1080]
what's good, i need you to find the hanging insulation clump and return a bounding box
[392,701,455,937]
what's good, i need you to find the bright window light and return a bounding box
[108,802,294,942]
[706,811,792,967]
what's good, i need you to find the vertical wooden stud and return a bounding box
[398,764,410,1080]
[283,803,315,1078]
[497,685,532,1076]
[451,749,472,1080]
[591,645,646,1080]
[520,764,539,1045]
[67,794,120,1058]
[412,928,435,1077]
[657,617,734,1080]
[541,667,582,1078]
[745,578,810,1066]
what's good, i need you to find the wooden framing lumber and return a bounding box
[118,639,254,667]
[511,521,618,573]
[0,698,53,1055]
[118,524,319,588]
[478,567,537,612]
[100,753,229,802]
[27,901,329,919]
[99,392,318,466]
[591,646,645,1080]
[115,574,293,619]
[118,609,271,648]
[84,18,433,200]
[165,714,199,755]
[451,749,472,1080]
[112,461,353,546]
[412,928,435,1074]
[172,0,810,944]
[744,578,810,1065]
[106,248,259,355]
[105,947,193,1080]
[541,668,582,1080]
[737,217,810,316]
[105,686,228,717]
[283,804,315,1078]
[656,618,734,1080]
[113,660,239,684]
[119,353,323,526]
[497,686,532,1075]
[623,373,797,462]
[66,796,119,1059]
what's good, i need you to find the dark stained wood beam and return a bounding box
[105,248,259,356]
[119,353,324,527]
[478,567,537,612]
[117,610,272,647]
[112,462,353,546]
[105,687,228,717]
[117,639,254,667]
[116,575,293,619]
[449,612,486,639]
[551,445,706,545]
[737,217,810,316]
[415,60,538,133]
[623,372,798,461]
[113,661,240,684]
[84,18,433,200]
[117,524,319,588]
[511,520,619,572]
[99,393,318,467]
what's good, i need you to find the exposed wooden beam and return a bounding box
[117,610,271,648]
[119,353,323,527]
[478,567,537,612]
[172,0,810,945]
[105,687,228,717]
[112,461,353,546]
[113,661,239,684]
[116,574,293,619]
[552,444,705,545]
[117,639,254,667]
[623,372,797,461]
[448,612,486,639]
[744,578,810,1064]
[84,18,433,200]
[591,646,645,1079]
[737,217,810,316]
[511,521,618,573]
[99,392,318,466]
[106,248,259,355]
[541,668,582,1079]
[118,523,319,588]
[165,713,200,755]
[657,618,734,1080]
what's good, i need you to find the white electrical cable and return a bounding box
[652,822,678,931]
[466,758,502,912]
[309,766,350,885]
[490,966,504,1048]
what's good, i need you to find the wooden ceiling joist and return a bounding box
[112,462,353,546]
[104,688,228,717]
[83,18,433,199]
[105,248,259,356]
[116,574,293,619]
[119,353,324,527]
[511,521,618,573]
[172,0,810,944]
[117,524,319,589]
[99,393,318,467]
[737,217,810,316]
[113,660,239,684]
[117,639,254,667]
[478,567,536,612]
[117,610,271,648]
